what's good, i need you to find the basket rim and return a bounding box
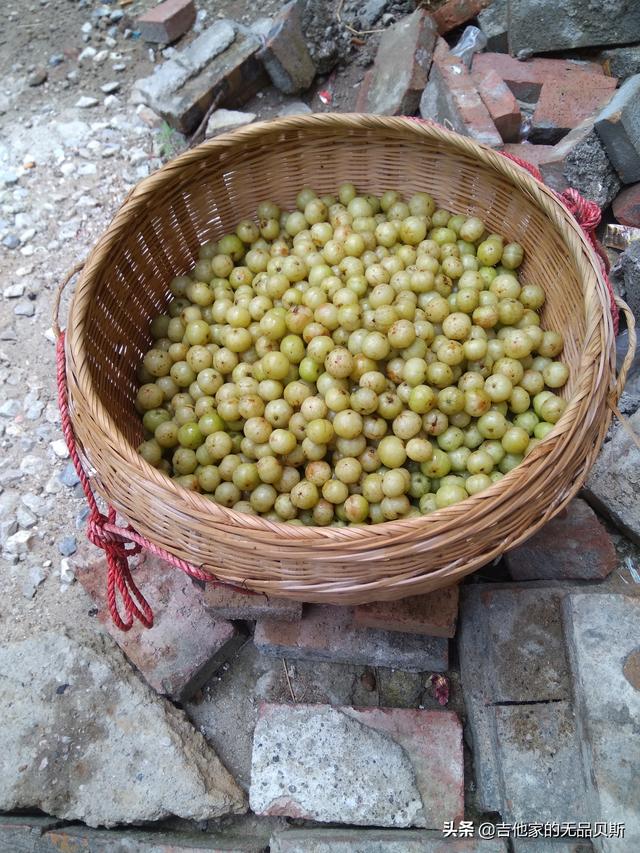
[65,113,615,542]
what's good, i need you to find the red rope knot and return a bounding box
[559,188,602,233]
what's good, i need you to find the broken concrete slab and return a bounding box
[458,584,576,815]
[563,593,640,852]
[505,498,618,582]
[250,703,463,828]
[357,8,437,116]
[353,585,459,638]
[584,409,640,544]
[507,0,640,57]
[76,551,245,702]
[420,40,502,147]
[259,1,315,95]
[254,604,449,672]
[595,74,640,184]
[0,631,245,826]
[494,701,587,823]
[271,828,508,852]
[538,120,622,208]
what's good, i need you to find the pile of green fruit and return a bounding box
[135,183,568,526]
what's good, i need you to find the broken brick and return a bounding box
[356,8,437,116]
[420,39,502,148]
[259,1,315,95]
[595,74,640,184]
[505,499,617,582]
[432,0,492,34]
[137,0,196,45]
[202,584,302,622]
[353,585,459,638]
[476,68,521,142]
[254,604,448,672]
[531,76,617,144]
[472,53,605,103]
[613,182,640,227]
[250,703,463,828]
[76,549,245,701]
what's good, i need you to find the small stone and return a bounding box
[205,108,256,138]
[93,50,109,65]
[278,101,312,116]
[81,21,92,35]
[103,95,120,109]
[3,235,20,249]
[100,80,120,94]
[27,67,48,87]
[14,301,35,317]
[16,506,37,529]
[78,46,97,62]
[5,530,34,555]
[136,104,163,128]
[58,536,77,557]
[51,439,69,459]
[59,462,81,488]
[0,399,20,418]
[59,558,75,585]
[49,53,64,67]
[0,519,18,547]
[21,566,47,599]
[3,283,25,299]
[0,171,19,186]
[75,96,99,109]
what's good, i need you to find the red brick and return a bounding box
[420,39,502,148]
[504,498,617,582]
[613,182,640,226]
[76,549,245,701]
[137,0,196,44]
[254,604,448,671]
[432,0,492,34]
[250,703,463,828]
[500,142,556,169]
[353,585,459,638]
[41,827,265,852]
[472,53,606,102]
[531,76,618,143]
[476,68,521,142]
[202,585,302,622]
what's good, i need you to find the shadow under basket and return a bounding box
[64,114,625,604]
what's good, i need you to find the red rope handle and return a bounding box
[56,332,257,632]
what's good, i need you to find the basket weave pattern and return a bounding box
[65,114,620,603]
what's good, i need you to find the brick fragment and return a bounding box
[259,1,315,95]
[250,703,463,828]
[353,585,459,638]
[500,143,555,170]
[505,499,617,582]
[137,0,196,45]
[271,829,508,852]
[254,604,448,672]
[39,826,266,852]
[531,76,617,144]
[538,119,621,207]
[595,74,640,184]
[472,53,605,103]
[420,39,502,148]
[356,9,437,116]
[476,68,521,142]
[432,0,492,34]
[76,550,245,701]
[202,584,302,622]
[613,182,640,227]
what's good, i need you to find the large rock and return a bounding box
[0,631,246,826]
[595,74,640,184]
[584,409,640,544]
[300,0,350,75]
[507,0,640,57]
[610,240,640,323]
[250,703,463,828]
[563,594,640,852]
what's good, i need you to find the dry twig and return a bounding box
[336,0,386,36]
[282,658,296,703]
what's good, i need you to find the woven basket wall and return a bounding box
[65,114,620,603]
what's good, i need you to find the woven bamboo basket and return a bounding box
[63,114,633,604]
